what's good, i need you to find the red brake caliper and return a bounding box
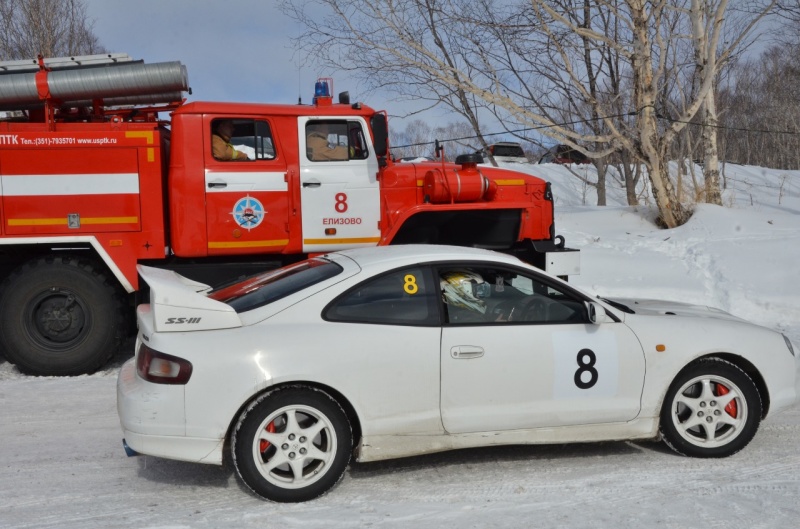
[716,383,737,417]
[259,421,276,452]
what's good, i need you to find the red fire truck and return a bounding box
[0,54,578,376]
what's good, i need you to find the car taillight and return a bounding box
[136,343,193,385]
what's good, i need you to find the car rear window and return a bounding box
[208,258,342,313]
[492,144,524,157]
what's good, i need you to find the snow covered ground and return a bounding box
[1,163,799,528]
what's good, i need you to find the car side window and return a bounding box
[324,267,439,326]
[438,265,588,325]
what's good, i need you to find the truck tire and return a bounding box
[0,256,126,376]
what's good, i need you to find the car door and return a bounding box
[438,265,645,434]
[298,117,381,253]
[204,117,290,255]
[323,265,443,435]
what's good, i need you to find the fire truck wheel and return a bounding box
[0,256,126,376]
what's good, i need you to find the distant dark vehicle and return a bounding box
[477,142,528,163]
[398,156,435,162]
[538,145,591,165]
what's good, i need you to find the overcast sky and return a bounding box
[84,1,317,103]
[82,0,433,125]
[79,1,779,152]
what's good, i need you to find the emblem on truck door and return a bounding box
[231,195,265,230]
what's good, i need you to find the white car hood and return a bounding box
[610,298,747,323]
[138,265,242,333]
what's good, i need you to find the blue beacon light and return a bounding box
[313,79,331,104]
[314,80,330,97]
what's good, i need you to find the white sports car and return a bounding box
[117,245,799,503]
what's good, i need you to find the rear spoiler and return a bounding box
[138,265,242,332]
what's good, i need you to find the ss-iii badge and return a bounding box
[165,317,202,324]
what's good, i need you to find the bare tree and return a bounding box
[391,119,435,159]
[687,0,778,205]
[717,43,800,170]
[392,119,487,161]
[284,0,775,226]
[691,0,724,204]
[283,0,500,164]
[0,0,104,60]
[775,0,800,23]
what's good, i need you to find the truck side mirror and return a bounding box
[370,114,388,157]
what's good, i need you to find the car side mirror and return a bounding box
[586,302,610,324]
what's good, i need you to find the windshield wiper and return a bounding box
[598,297,635,314]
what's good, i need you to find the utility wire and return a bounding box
[392,111,800,150]
[658,115,799,135]
[392,113,633,149]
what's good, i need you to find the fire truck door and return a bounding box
[204,118,289,255]
[299,117,381,253]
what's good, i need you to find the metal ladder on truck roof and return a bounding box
[0,53,136,73]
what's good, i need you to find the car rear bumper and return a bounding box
[121,430,224,465]
[117,358,225,465]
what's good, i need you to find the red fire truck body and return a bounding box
[0,55,577,376]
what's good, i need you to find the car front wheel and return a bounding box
[232,387,353,502]
[660,358,762,458]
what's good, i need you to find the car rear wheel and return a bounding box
[232,387,353,502]
[660,358,761,458]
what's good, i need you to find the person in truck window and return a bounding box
[212,120,249,161]
[307,122,349,161]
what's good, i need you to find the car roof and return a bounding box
[325,244,526,269]
[489,142,521,147]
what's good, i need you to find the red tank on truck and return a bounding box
[0,53,579,375]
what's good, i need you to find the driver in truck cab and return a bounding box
[306,121,349,161]
[212,119,249,161]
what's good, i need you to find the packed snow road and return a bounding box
[2,165,799,527]
[1,347,799,529]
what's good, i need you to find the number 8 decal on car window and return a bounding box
[403,274,418,295]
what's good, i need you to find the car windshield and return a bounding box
[208,258,343,313]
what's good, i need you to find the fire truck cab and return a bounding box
[170,102,385,259]
[0,54,578,376]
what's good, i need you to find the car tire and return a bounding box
[0,256,126,376]
[660,358,761,458]
[232,386,353,502]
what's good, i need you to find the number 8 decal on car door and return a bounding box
[574,349,598,389]
[552,331,618,399]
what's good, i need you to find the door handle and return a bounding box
[302,181,321,188]
[207,181,227,189]
[450,346,484,359]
